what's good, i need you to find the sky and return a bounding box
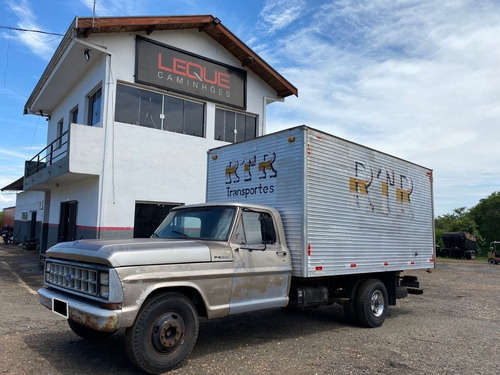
[1,0,500,217]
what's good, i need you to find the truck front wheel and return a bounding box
[488,258,496,265]
[355,279,388,328]
[125,293,199,374]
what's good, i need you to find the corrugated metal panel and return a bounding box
[305,128,434,277]
[207,127,307,276]
[207,126,434,278]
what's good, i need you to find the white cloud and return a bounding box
[79,0,147,16]
[4,0,60,60]
[0,193,17,209]
[259,0,307,34]
[263,0,500,215]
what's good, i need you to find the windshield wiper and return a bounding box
[172,230,190,239]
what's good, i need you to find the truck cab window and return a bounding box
[154,206,235,241]
[233,211,276,245]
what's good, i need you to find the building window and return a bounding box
[215,108,257,143]
[56,119,63,148]
[70,106,78,124]
[115,83,204,137]
[87,87,102,126]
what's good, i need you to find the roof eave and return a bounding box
[75,15,297,98]
[24,15,297,117]
[24,17,77,116]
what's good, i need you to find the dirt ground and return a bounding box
[0,243,499,375]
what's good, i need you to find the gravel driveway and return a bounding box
[1,244,498,374]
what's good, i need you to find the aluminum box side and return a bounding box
[207,126,434,278]
[207,127,307,276]
[304,128,434,277]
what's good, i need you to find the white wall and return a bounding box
[46,54,107,145]
[15,191,45,221]
[48,176,99,227]
[34,28,286,233]
[89,30,279,129]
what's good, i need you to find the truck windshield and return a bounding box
[153,206,236,241]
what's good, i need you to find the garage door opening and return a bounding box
[133,203,181,238]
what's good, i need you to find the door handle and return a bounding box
[276,251,287,256]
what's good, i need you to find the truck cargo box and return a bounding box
[207,126,435,278]
[441,232,477,251]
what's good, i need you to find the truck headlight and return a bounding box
[104,268,123,303]
[99,271,110,298]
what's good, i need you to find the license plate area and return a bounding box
[52,298,68,318]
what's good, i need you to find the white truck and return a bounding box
[38,126,434,374]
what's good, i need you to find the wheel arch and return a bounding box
[141,286,209,319]
[344,272,400,306]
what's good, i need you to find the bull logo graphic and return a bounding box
[258,152,277,179]
[243,156,256,181]
[224,152,277,185]
[225,161,240,184]
[396,175,413,204]
[349,162,374,211]
[349,161,414,218]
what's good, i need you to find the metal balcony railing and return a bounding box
[26,131,69,177]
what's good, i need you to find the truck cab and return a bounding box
[38,203,292,373]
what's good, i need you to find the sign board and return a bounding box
[136,37,247,109]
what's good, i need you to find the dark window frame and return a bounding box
[87,87,102,126]
[215,108,257,143]
[115,83,205,138]
[70,106,78,124]
[56,119,63,148]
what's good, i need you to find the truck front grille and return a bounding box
[45,260,106,298]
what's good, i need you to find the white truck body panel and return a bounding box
[207,126,434,278]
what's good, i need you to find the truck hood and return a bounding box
[46,238,211,267]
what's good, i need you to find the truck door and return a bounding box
[229,209,291,314]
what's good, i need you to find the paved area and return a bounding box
[1,244,499,374]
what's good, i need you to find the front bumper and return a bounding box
[38,287,122,332]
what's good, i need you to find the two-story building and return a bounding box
[12,15,297,252]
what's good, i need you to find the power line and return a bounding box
[0,25,64,37]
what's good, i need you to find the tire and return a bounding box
[488,258,496,265]
[125,293,199,374]
[355,279,388,328]
[68,319,116,340]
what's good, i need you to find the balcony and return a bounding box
[24,123,104,191]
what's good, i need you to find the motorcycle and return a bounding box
[1,225,13,244]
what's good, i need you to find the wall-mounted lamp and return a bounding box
[242,56,254,67]
[84,49,91,62]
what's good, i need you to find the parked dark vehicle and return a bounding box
[1,225,13,244]
[439,232,477,259]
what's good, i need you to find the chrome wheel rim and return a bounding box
[371,290,385,317]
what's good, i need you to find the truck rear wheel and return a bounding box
[488,258,496,265]
[125,292,199,374]
[355,279,388,328]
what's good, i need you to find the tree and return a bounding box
[468,191,500,248]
